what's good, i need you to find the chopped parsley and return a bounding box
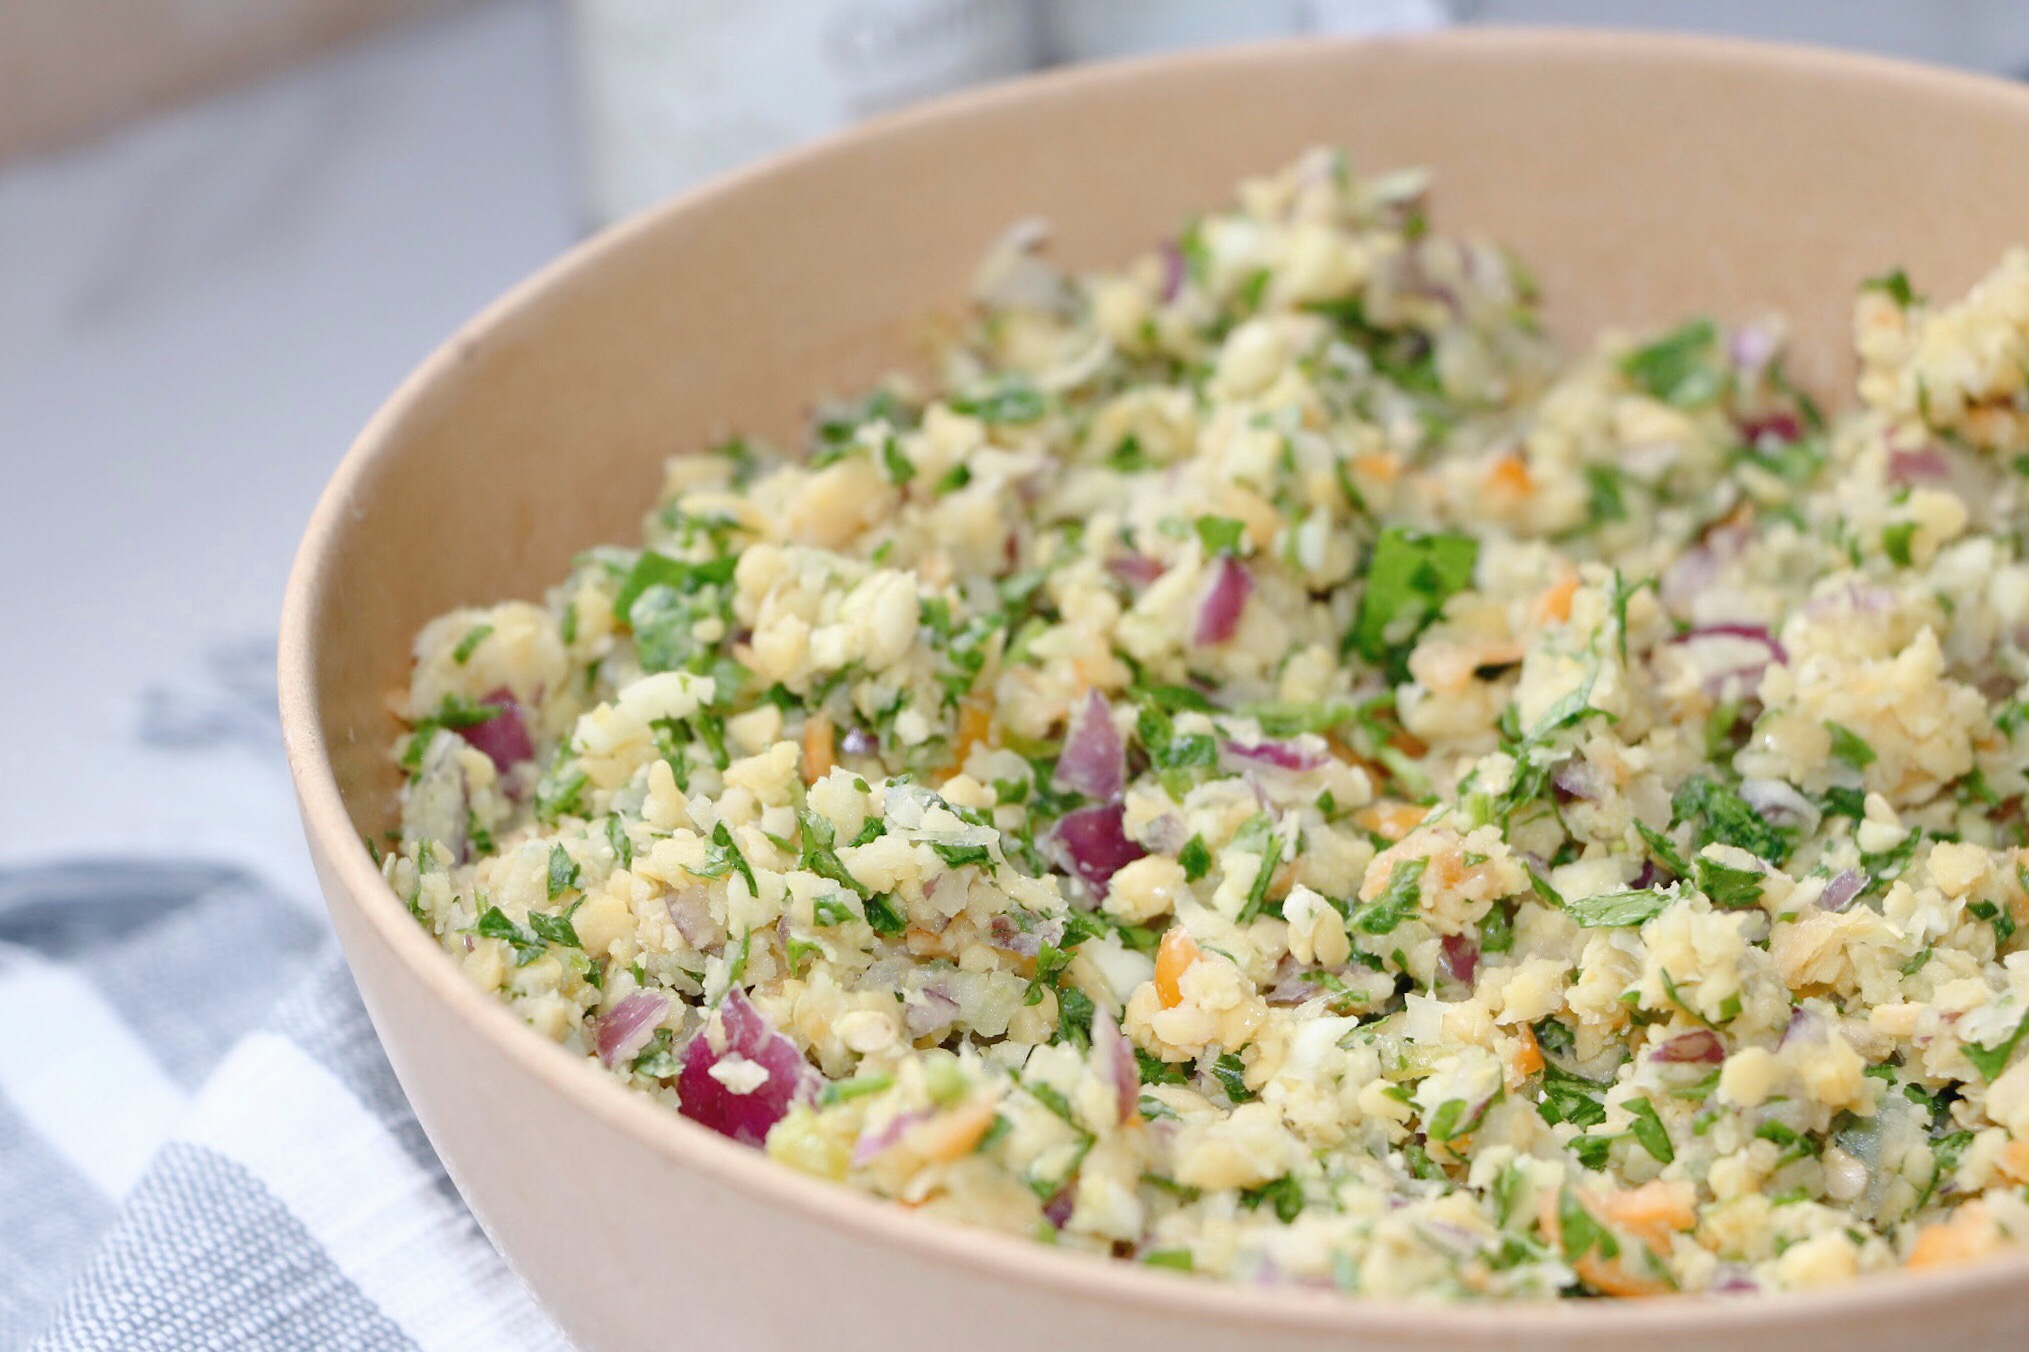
[1965,1008,2029,1082]
[546,843,580,900]
[1693,854,1765,909]
[1193,514,1248,556]
[1825,721,1876,770]
[949,377,1046,425]
[1562,888,1671,928]
[451,624,493,665]
[1352,857,1427,935]
[1861,268,1920,308]
[1347,527,1478,681]
[1211,1052,1255,1103]
[1620,318,1722,407]
[1671,776,1792,864]
[474,905,547,966]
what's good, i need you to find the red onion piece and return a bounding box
[1053,690,1125,800]
[1739,778,1821,834]
[1265,972,1323,1006]
[1659,523,1751,616]
[459,688,534,771]
[1669,622,1789,667]
[1888,445,1951,485]
[1192,557,1253,647]
[1159,240,1185,303]
[1091,1005,1140,1125]
[1779,1005,1820,1048]
[1736,412,1801,446]
[1108,552,1168,587]
[1651,1028,1725,1064]
[595,990,668,1068]
[1142,812,1190,857]
[1819,869,1865,912]
[1727,323,1781,375]
[1221,738,1328,773]
[1439,933,1479,986]
[1551,758,1604,803]
[665,885,725,950]
[1632,860,1665,890]
[1711,1265,1761,1295]
[851,1107,932,1167]
[1805,581,1896,620]
[1043,1186,1076,1230]
[1658,544,1720,615]
[1054,802,1147,895]
[904,984,961,1039]
[677,987,817,1147]
[989,913,1065,958]
[839,726,878,757]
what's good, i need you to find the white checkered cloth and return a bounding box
[4,651,574,1350]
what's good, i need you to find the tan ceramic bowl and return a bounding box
[281,29,2029,1352]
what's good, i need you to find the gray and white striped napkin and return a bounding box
[4,792,574,1346]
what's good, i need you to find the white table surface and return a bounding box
[5,0,2026,904]
[0,0,577,902]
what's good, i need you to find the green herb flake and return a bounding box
[879,436,916,485]
[1538,1061,1610,1129]
[1234,821,1285,925]
[1106,435,1154,472]
[1694,854,1765,910]
[1563,888,1672,928]
[1882,521,1917,568]
[1672,776,1792,864]
[1861,268,1921,308]
[949,378,1046,426]
[819,1071,894,1106]
[1620,318,1722,407]
[610,551,737,624]
[1178,834,1212,882]
[1353,857,1428,935]
[1557,1187,1620,1266]
[1584,464,1628,524]
[527,906,583,950]
[1212,1052,1255,1103]
[451,624,493,665]
[1625,1097,1675,1164]
[604,814,634,869]
[1636,821,1689,877]
[692,821,759,895]
[1966,1008,2029,1082]
[474,906,547,966]
[1239,1174,1304,1224]
[546,843,581,901]
[1826,721,1877,770]
[862,892,908,937]
[1348,527,1478,681]
[1193,514,1247,557]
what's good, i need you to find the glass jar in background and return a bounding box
[571,0,1041,226]
[1043,0,1448,62]
[569,0,1459,228]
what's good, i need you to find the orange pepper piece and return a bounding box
[1154,927,1200,1009]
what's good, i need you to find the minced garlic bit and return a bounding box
[389,148,2029,1299]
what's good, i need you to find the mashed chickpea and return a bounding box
[389,149,2029,1299]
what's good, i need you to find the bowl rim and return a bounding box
[281,24,2029,1336]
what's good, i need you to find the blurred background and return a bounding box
[2,2,2028,1345]
[9,0,2029,896]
